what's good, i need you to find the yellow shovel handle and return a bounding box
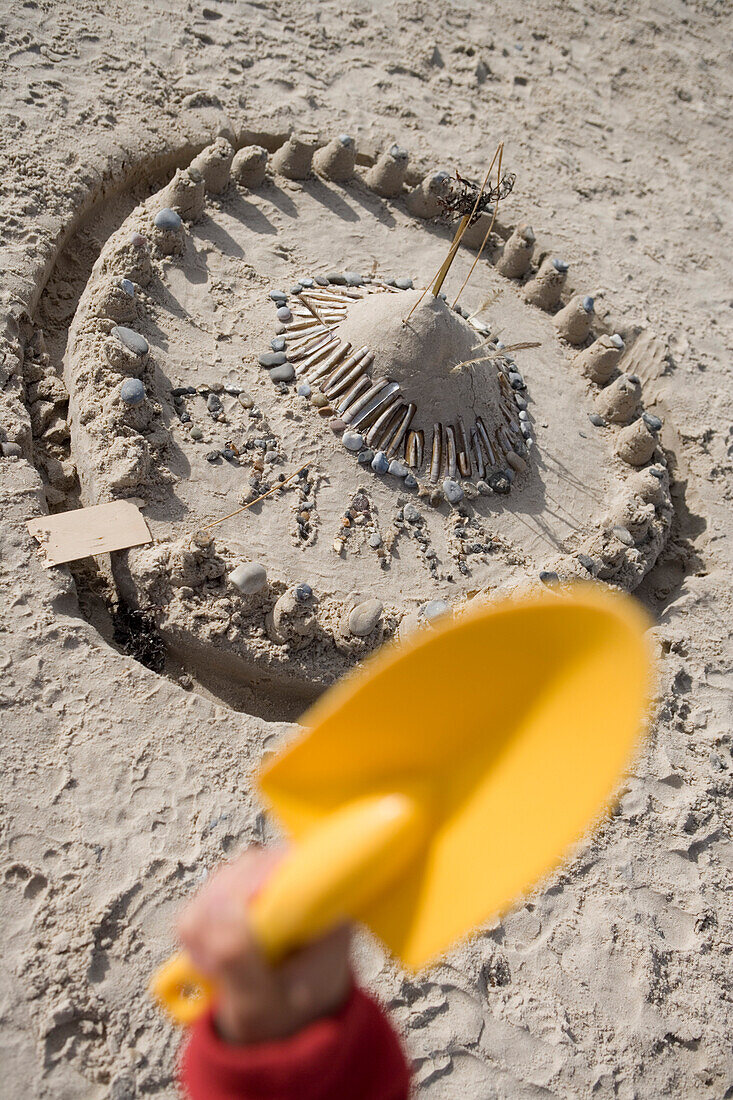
[150,792,428,1025]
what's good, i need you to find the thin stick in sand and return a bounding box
[192,461,311,537]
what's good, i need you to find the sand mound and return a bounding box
[336,290,501,427]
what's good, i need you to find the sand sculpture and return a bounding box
[31,131,672,704]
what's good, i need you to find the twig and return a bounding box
[451,143,505,309]
[191,461,311,537]
[449,341,541,373]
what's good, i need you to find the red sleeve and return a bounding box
[179,986,411,1100]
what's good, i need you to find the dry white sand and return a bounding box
[1,1,732,1097]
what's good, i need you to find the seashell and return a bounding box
[429,424,442,483]
[323,346,370,392]
[445,425,458,478]
[365,399,402,448]
[347,381,400,428]
[294,337,339,375]
[326,352,374,399]
[476,417,497,466]
[336,376,371,415]
[385,403,416,458]
[471,428,485,479]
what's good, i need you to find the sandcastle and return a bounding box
[34,130,673,708]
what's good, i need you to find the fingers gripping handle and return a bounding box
[150,793,428,1025]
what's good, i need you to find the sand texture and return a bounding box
[1,1,732,1097]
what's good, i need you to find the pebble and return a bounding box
[368,532,382,548]
[179,411,191,423]
[388,460,409,478]
[611,334,625,350]
[327,272,348,285]
[404,474,418,489]
[297,382,312,397]
[588,413,606,427]
[1,441,22,458]
[291,283,303,294]
[330,418,346,433]
[207,393,223,413]
[345,272,363,286]
[238,391,254,409]
[581,295,595,313]
[223,384,241,396]
[172,386,191,397]
[129,232,147,248]
[477,480,492,495]
[315,276,330,286]
[371,451,389,474]
[112,325,149,357]
[276,306,293,322]
[539,570,559,585]
[271,336,286,352]
[221,448,236,462]
[229,562,267,595]
[576,553,596,573]
[509,372,525,390]
[442,478,464,504]
[420,599,448,622]
[348,599,383,637]
[311,391,330,408]
[612,525,634,546]
[294,582,313,603]
[154,208,182,231]
[342,430,364,451]
[206,451,221,463]
[270,291,288,303]
[552,258,569,272]
[395,277,414,290]
[190,426,204,440]
[650,466,665,479]
[642,412,663,432]
[403,503,421,524]
[270,363,295,383]
[300,277,315,287]
[120,378,145,406]
[514,394,528,410]
[259,351,287,368]
[119,278,135,297]
[488,472,510,495]
[358,448,375,464]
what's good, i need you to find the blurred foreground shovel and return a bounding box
[151,584,653,1025]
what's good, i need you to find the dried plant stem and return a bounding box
[403,144,503,325]
[452,143,505,309]
[192,461,311,537]
[450,341,541,373]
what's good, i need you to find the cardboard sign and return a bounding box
[27,500,152,567]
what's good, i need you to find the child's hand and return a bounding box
[177,847,353,1045]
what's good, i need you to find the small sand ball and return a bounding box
[229,562,268,595]
[120,378,145,406]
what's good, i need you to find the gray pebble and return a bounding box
[291,283,303,295]
[190,426,204,440]
[420,599,448,622]
[345,272,364,286]
[120,378,145,406]
[539,569,559,584]
[515,394,528,410]
[371,451,389,474]
[395,277,414,290]
[348,599,383,637]
[358,448,375,464]
[171,386,190,397]
[1,441,22,458]
[576,553,596,573]
[270,363,295,383]
[119,278,135,297]
[552,258,569,272]
[649,466,665,479]
[388,460,409,478]
[297,382,312,397]
[404,474,418,489]
[259,351,287,368]
[294,582,313,603]
[342,430,364,452]
[276,306,293,322]
[270,291,288,303]
[238,391,254,409]
[477,480,491,495]
[271,336,286,352]
[207,393,223,413]
[300,277,315,288]
[488,472,510,495]
[179,411,191,424]
[112,325,148,357]
[206,451,221,463]
[327,272,348,285]
[224,384,241,396]
[220,448,236,462]
[442,478,464,504]
[642,412,663,432]
[588,413,606,427]
[611,525,634,546]
[368,532,382,548]
[229,562,267,595]
[315,276,330,286]
[154,207,182,231]
[581,295,595,313]
[403,503,421,524]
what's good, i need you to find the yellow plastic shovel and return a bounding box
[151,584,653,1024]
